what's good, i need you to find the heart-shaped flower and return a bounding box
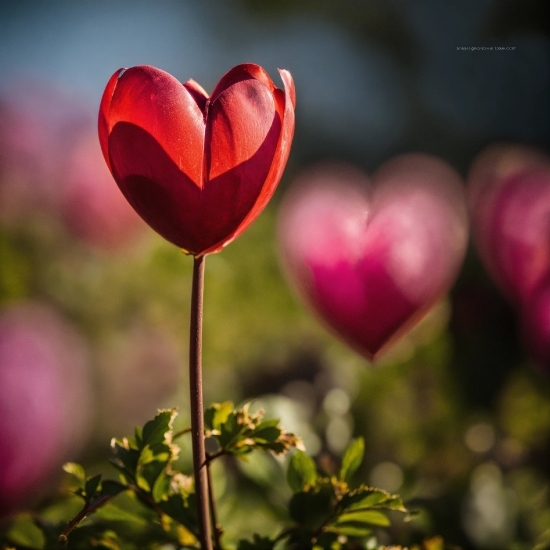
[520,279,550,372]
[0,304,92,517]
[468,144,550,306]
[99,64,295,255]
[278,155,468,360]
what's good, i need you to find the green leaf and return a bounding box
[158,494,198,534]
[254,418,280,431]
[141,408,177,447]
[136,462,165,493]
[218,412,241,448]
[339,437,365,482]
[134,425,143,447]
[340,487,408,513]
[109,458,132,485]
[341,489,387,510]
[287,450,317,492]
[253,426,282,443]
[205,402,302,458]
[335,509,391,527]
[204,406,215,431]
[7,516,45,549]
[138,442,171,465]
[289,489,333,529]
[101,480,126,497]
[205,401,234,431]
[111,438,140,475]
[94,503,148,525]
[135,442,171,493]
[85,474,102,500]
[379,496,407,512]
[152,469,172,502]
[326,523,373,538]
[63,462,86,482]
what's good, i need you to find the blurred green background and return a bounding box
[0,1,549,549]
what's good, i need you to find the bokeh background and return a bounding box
[0,1,549,548]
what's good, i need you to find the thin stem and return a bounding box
[173,427,192,439]
[58,495,114,544]
[189,255,213,550]
[204,448,226,465]
[206,459,223,550]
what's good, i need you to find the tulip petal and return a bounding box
[102,65,205,186]
[279,69,296,109]
[194,75,279,248]
[108,122,202,250]
[98,68,123,172]
[184,79,209,113]
[206,78,277,182]
[210,63,276,102]
[201,69,296,254]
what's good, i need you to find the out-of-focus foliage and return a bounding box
[1,407,415,550]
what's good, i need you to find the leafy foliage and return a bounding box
[276,438,408,549]
[204,401,304,457]
[0,405,461,550]
[338,436,365,482]
[286,450,317,492]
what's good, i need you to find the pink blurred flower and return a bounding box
[520,281,550,373]
[61,133,145,250]
[0,82,145,250]
[278,155,468,360]
[468,144,550,306]
[468,143,550,372]
[0,303,93,517]
[0,83,90,224]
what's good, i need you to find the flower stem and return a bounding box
[206,459,223,550]
[189,255,212,550]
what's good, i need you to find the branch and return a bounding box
[58,494,114,544]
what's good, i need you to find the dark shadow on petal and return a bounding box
[108,111,281,254]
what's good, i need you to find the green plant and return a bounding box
[0,404,417,550]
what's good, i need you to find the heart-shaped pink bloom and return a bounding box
[278,155,468,360]
[520,279,550,373]
[0,304,92,517]
[468,144,550,306]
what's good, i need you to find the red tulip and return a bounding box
[99,64,295,255]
